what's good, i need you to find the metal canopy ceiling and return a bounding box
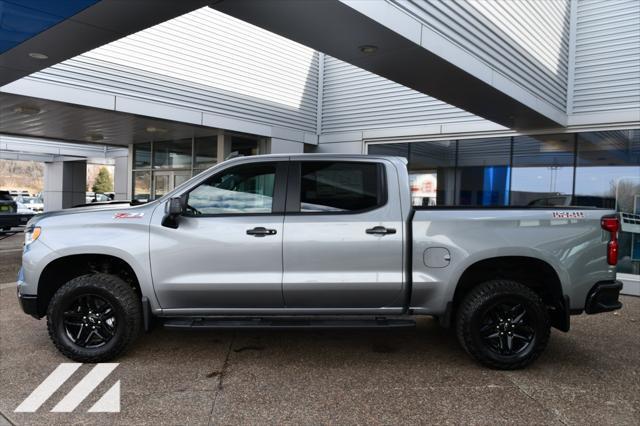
[0,92,220,146]
[0,0,212,87]
[0,0,563,133]
[209,0,562,130]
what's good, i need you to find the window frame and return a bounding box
[181,160,288,218]
[285,160,388,215]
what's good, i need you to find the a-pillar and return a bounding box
[43,160,87,211]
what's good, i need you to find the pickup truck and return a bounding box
[17,154,623,369]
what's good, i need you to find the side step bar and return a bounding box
[163,317,416,330]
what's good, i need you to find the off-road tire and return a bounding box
[47,273,142,362]
[456,279,550,370]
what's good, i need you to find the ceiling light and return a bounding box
[12,105,41,115]
[358,45,378,54]
[146,126,167,134]
[86,132,104,141]
[28,52,48,60]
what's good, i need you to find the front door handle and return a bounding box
[246,227,277,237]
[366,226,396,236]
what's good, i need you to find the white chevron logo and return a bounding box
[14,363,120,413]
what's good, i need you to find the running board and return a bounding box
[162,317,416,329]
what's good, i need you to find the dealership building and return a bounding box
[0,0,638,286]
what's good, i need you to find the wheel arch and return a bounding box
[446,255,569,331]
[36,253,143,318]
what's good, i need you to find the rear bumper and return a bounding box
[585,280,623,314]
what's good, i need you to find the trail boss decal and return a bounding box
[114,212,144,219]
[552,211,585,219]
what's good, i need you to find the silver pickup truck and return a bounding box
[17,154,623,369]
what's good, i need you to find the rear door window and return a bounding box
[298,162,385,213]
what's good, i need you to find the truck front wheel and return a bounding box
[46,273,142,362]
[455,280,550,370]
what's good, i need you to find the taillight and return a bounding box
[601,216,620,265]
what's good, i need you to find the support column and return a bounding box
[43,160,86,211]
[113,154,129,200]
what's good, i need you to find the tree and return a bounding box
[92,167,113,193]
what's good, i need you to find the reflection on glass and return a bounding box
[230,137,258,157]
[368,143,408,159]
[195,137,218,169]
[576,130,640,275]
[133,171,150,202]
[410,141,456,206]
[511,134,574,206]
[133,143,151,168]
[457,138,510,206]
[186,163,275,214]
[153,139,192,169]
[575,130,640,208]
[300,162,380,212]
[154,174,170,199]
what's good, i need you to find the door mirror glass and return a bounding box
[167,197,184,215]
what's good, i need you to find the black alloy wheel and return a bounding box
[477,300,536,356]
[62,294,117,348]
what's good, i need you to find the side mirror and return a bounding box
[162,197,184,228]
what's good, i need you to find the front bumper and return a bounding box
[17,267,40,319]
[585,280,623,314]
[17,291,39,319]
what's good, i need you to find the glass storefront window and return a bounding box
[575,130,640,208]
[510,134,575,206]
[133,142,151,168]
[153,138,193,169]
[368,143,409,159]
[576,130,640,275]
[133,171,151,202]
[409,141,456,206]
[457,138,510,206]
[195,137,218,169]
[230,137,258,157]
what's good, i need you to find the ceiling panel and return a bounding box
[0,92,220,146]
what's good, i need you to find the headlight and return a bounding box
[24,226,41,246]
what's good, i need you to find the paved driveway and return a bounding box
[1,232,638,425]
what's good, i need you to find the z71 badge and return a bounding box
[114,212,144,219]
[552,211,585,219]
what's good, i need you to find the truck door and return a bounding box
[149,161,288,310]
[282,160,405,309]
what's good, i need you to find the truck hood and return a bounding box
[27,201,158,227]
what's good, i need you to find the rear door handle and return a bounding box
[246,227,277,237]
[366,226,396,236]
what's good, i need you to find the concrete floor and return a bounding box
[0,232,638,425]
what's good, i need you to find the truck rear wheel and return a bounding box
[46,273,142,362]
[456,280,550,370]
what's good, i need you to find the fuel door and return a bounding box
[424,247,451,268]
